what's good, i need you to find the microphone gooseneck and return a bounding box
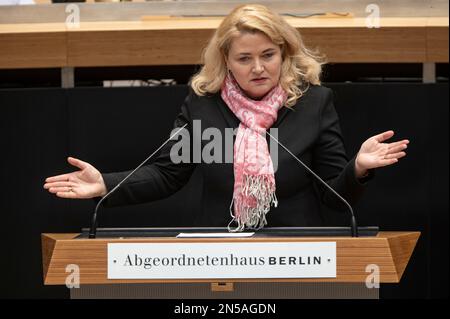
[265,130,358,237]
[88,123,189,239]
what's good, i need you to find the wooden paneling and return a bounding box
[427,27,449,62]
[0,17,447,68]
[0,32,67,69]
[67,29,213,67]
[301,27,428,63]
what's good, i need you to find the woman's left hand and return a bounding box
[355,130,409,178]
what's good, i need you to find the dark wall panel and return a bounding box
[1,89,69,298]
[329,83,448,299]
[0,83,447,299]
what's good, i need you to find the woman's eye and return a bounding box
[239,57,249,62]
[264,53,274,59]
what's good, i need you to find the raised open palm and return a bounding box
[355,130,409,175]
[43,157,107,199]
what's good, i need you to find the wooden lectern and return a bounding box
[42,230,419,299]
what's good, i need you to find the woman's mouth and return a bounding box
[252,78,268,83]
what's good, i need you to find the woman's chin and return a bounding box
[246,89,271,100]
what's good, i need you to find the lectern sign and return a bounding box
[107,242,336,279]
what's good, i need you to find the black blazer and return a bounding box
[100,84,373,227]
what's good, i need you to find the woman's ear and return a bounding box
[280,44,285,61]
[225,62,231,75]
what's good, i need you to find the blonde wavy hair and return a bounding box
[190,4,326,108]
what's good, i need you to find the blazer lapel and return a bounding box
[214,93,240,129]
[273,106,292,128]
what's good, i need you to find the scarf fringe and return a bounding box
[228,174,278,233]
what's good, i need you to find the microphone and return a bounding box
[88,123,188,239]
[265,130,359,237]
[88,123,359,238]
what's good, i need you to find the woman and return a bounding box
[43,4,408,230]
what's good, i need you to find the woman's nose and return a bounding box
[252,59,265,73]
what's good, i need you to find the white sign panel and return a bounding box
[108,242,336,279]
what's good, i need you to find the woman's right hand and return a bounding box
[43,157,107,199]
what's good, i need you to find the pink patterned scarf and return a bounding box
[221,73,288,232]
